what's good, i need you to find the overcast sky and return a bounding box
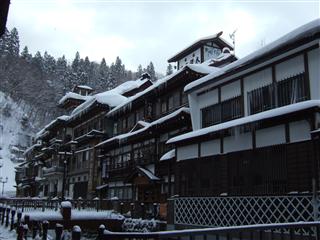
[7,0,320,74]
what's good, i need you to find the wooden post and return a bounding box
[120,202,123,214]
[17,224,24,240]
[98,224,105,240]
[72,225,81,240]
[24,215,30,229]
[32,223,38,239]
[5,206,10,227]
[55,223,63,240]
[23,224,28,240]
[16,210,22,230]
[1,205,5,225]
[10,207,16,230]
[42,201,45,212]
[42,221,49,240]
[0,204,3,220]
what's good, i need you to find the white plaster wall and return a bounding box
[289,120,311,143]
[188,92,201,130]
[178,48,201,69]
[275,55,304,81]
[198,89,219,109]
[308,48,320,100]
[200,139,220,157]
[223,132,252,153]
[177,144,198,161]
[243,68,273,116]
[221,80,241,101]
[256,125,286,148]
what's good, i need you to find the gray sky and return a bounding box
[7,0,320,74]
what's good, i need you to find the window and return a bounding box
[277,72,308,107]
[247,84,274,115]
[201,96,242,128]
[161,100,167,113]
[201,104,221,128]
[168,95,174,110]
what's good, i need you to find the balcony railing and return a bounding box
[43,166,64,175]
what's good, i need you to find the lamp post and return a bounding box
[61,141,77,201]
[0,177,8,195]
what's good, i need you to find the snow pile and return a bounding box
[58,92,91,105]
[0,91,35,193]
[122,218,157,232]
[107,64,217,117]
[185,18,320,92]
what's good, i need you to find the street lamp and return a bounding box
[0,177,8,195]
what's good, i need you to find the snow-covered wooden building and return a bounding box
[95,33,236,216]
[166,19,320,227]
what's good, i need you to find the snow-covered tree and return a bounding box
[21,46,32,62]
[8,28,20,56]
[166,64,173,76]
[146,62,156,81]
[136,64,143,78]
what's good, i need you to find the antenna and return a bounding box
[229,29,237,54]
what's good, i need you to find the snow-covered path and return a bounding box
[0,225,17,240]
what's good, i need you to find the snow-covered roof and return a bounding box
[185,18,320,93]
[23,143,42,156]
[58,92,92,105]
[69,91,127,121]
[107,64,217,117]
[137,166,160,181]
[167,100,320,144]
[77,85,93,90]
[113,78,151,96]
[160,149,175,161]
[168,31,233,62]
[96,107,190,148]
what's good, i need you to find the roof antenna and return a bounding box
[229,29,237,54]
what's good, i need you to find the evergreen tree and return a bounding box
[43,51,56,75]
[32,51,44,71]
[8,27,20,56]
[98,58,109,89]
[136,64,143,78]
[146,62,156,81]
[21,46,32,62]
[166,64,173,76]
[0,28,10,56]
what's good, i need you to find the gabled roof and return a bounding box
[168,31,233,62]
[126,166,161,182]
[58,92,91,107]
[185,18,320,93]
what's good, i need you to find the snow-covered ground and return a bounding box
[0,91,35,194]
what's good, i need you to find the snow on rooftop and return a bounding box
[160,149,175,161]
[137,166,160,181]
[185,18,320,93]
[107,64,216,117]
[58,92,91,105]
[168,31,233,62]
[23,143,41,156]
[167,100,320,144]
[97,107,190,148]
[77,85,93,90]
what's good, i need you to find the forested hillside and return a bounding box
[0,27,160,128]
